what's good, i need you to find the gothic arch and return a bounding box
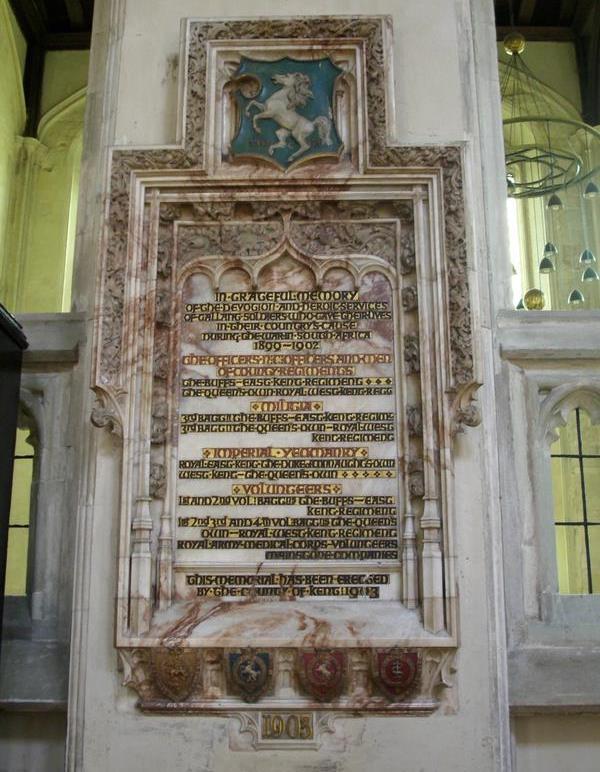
[539,382,600,446]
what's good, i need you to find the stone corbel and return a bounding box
[90,386,124,438]
[449,381,482,436]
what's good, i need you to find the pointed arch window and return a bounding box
[551,406,600,594]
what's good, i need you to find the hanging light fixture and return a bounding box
[501,33,600,199]
[567,289,585,305]
[582,266,600,282]
[547,193,564,210]
[501,6,600,311]
[539,257,555,274]
[579,249,596,265]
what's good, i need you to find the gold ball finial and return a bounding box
[503,32,526,56]
[523,288,545,310]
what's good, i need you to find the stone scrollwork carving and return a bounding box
[450,382,483,436]
[119,648,153,702]
[420,650,457,708]
[90,389,123,438]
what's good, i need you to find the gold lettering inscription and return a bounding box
[176,285,401,583]
[261,713,314,740]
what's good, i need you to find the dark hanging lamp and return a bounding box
[567,288,585,305]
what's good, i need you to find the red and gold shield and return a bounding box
[298,650,346,702]
[372,648,421,701]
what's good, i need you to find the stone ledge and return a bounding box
[18,313,86,364]
[508,645,600,712]
[497,309,600,361]
[0,639,69,709]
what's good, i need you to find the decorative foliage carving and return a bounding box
[408,458,425,499]
[407,406,423,437]
[149,464,166,499]
[403,335,420,375]
[290,221,397,263]
[178,222,282,259]
[401,285,418,311]
[420,649,456,704]
[399,231,416,275]
[155,292,171,326]
[119,648,153,701]
[151,403,168,444]
[153,348,169,380]
[450,382,482,436]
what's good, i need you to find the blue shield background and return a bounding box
[230,57,343,169]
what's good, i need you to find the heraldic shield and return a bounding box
[227,649,271,703]
[298,650,346,703]
[372,649,421,701]
[230,56,343,170]
[150,648,199,702]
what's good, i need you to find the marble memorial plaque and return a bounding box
[176,256,401,602]
[93,16,477,717]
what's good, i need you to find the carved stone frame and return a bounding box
[93,16,477,715]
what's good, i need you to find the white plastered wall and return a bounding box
[66,1,514,770]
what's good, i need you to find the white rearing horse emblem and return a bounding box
[245,72,333,162]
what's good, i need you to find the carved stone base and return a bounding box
[119,646,456,715]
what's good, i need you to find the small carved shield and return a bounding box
[230,56,343,171]
[298,650,346,702]
[227,649,271,703]
[150,648,199,702]
[372,648,421,701]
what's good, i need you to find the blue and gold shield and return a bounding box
[230,57,343,170]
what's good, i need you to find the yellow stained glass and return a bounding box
[4,428,33,597]
[551,408,600,594]
[555,525,588,594]
[4,527,29,596]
